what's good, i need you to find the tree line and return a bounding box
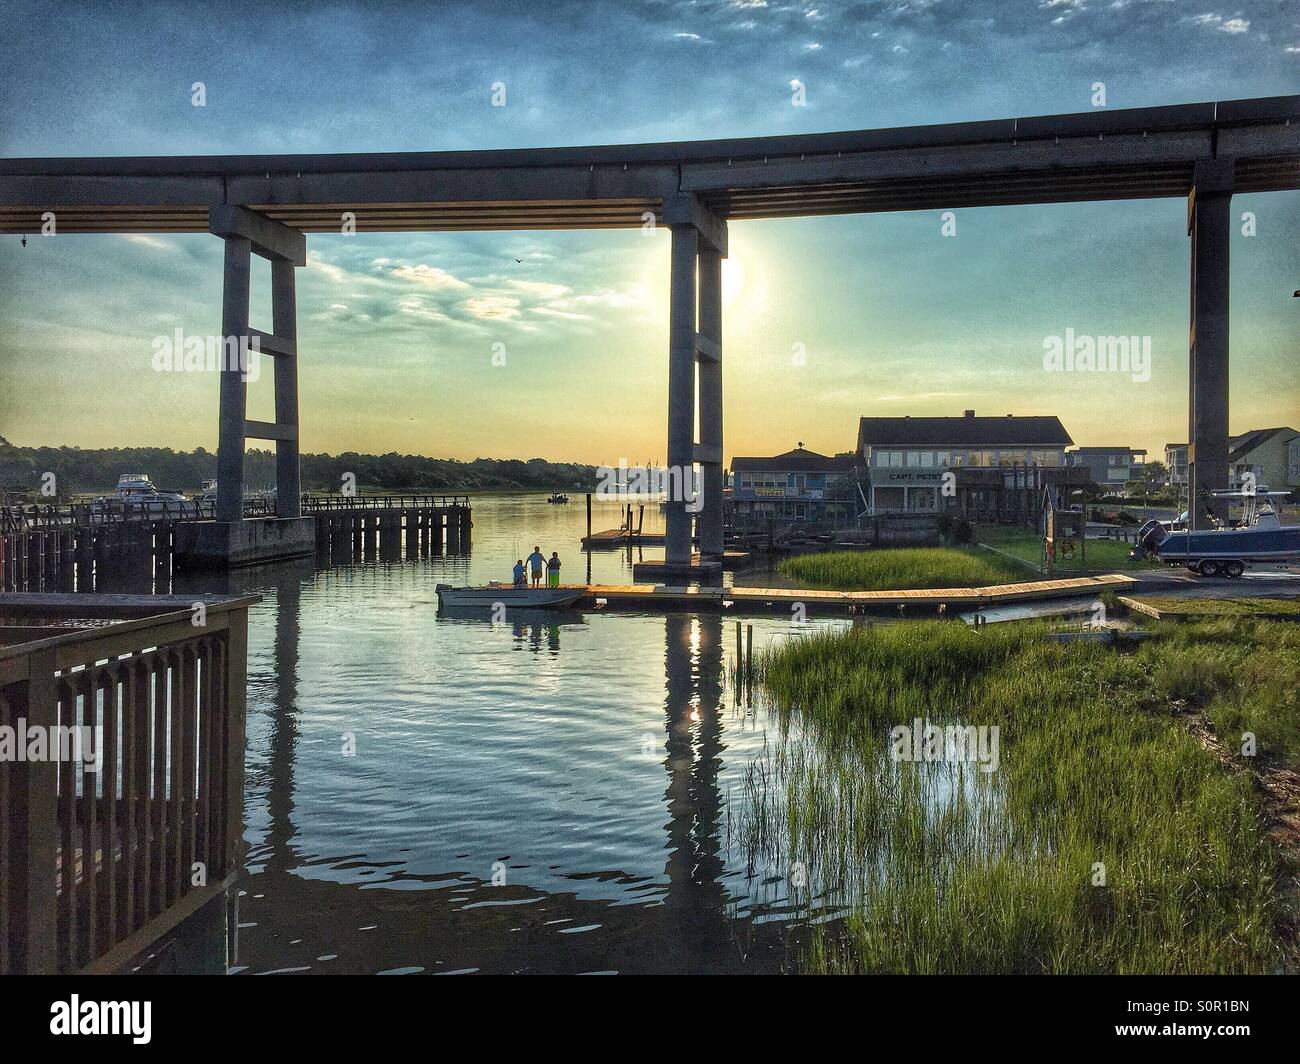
[0,437,598,498]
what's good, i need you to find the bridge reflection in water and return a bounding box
[214,559,803,974]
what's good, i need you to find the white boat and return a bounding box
[435,583,586,608]
[92,474,187,514]
[1132,489,1300,576]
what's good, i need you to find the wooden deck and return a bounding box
[581,527,666,549]
[575,573,1137,614]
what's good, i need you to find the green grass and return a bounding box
[738,619,1294,973]
[777,547,1027,591]
[975,523,1159,571]
[1128,596,1300,618]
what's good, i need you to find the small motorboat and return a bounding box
[435,583,586,608]
[547,493,570,504]
[1131,489,1300,576]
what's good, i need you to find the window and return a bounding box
[906,451,921,468]
[937,452,950,467]
[920,452,935,467]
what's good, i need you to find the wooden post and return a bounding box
[745,624,753,694]
[12,648,59,973]
[585,493,592,542]
[221,610,248,879]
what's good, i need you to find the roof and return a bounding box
[856,416,1073,450]
[1229,427,1299,463]
[732,448,857,474]
[1069,446,1147,455]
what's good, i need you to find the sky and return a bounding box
[0,0,1297,467]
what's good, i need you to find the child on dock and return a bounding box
[546,551,561,587]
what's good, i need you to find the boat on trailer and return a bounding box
[1131,490,1300,576]
[435,583,586,608]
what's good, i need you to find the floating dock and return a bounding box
[573,573,1136,615]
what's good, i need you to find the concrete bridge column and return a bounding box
[697,246,724,560]
[179,207,313,568]
[661,195,728,572]
[215,237,251,524]
[1187,160,1233,529]
[664,222,698,566]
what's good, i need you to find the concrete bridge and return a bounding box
[3,95,1298,574]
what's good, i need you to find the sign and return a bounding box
[754,487,786,497]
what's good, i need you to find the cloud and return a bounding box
[1186,13,1250,34]
[120,234,174,251]
[508,280,571,300]
[390,263,470,290]
[306,251,348,283]
[463,295,521,320]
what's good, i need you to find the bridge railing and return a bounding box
[0,592,257,974]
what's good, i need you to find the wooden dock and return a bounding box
[574,573,1137,615]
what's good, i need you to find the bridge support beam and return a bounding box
[697,246,724,560]
[660,195,727,574]
[178,208,312,569]
[209,206,306,523]
[1187,160,1233,529]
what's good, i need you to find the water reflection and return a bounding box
[39,494,823,972]
[222,557,799,973]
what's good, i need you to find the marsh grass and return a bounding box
[777,547,1027,591]
[1131,595,1300,618]
[741,620,1291,973]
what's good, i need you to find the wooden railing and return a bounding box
[3,494,469,532]
[299,494,470,511]
[0,593,257,974]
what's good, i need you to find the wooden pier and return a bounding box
[572,573,1137,615]
[2,495,472,589]
[305,495,472,561]
[0,593,256,973]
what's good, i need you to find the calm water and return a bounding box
[146,493,851,974]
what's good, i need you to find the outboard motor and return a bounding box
[1130,519,1166,560]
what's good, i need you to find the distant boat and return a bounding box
[435,583,585,609]
[1132,489,1300,576]
[548,492,569,504]
[92,474,188,514]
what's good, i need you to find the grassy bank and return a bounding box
[777,547,1027,591]
[740,619,1297,973]
[1125,595,1300,619]
[975,523,1159,572]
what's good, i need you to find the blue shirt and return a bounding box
[512,563,525,585]
[527,551,545,572]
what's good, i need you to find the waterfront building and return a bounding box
[1066,446,1147,491]
[856,410,1074,514]
[1165,443,1189,487]
[729,446,857,524]
[1227,427,1300,490]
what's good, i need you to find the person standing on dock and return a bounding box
[513,559,526,588]
[546,551,561,587]
[527,546,546,588]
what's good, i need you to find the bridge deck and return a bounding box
[2,97,1296,232]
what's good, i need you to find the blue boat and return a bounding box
[1132,490,1300,577]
